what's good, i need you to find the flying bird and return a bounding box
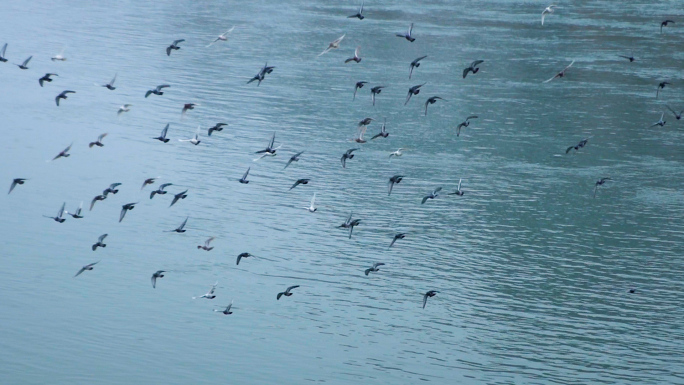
[102,183,121,196]
[89,195,106,211]
[150,183,172,199]
[370,86,385,106]
[371,118,389,140]
[463,60,484,79]
[650,112,666,128]
[353,81,368,100]
[456,115,478,136]
[358,117,373,127]
[55,90,75,106]
[318,34,345,56]
[141,178,158,190]
[166,39,185,56]
[74,261,99,278]
[153,123,170,143]
[193,281,218,299]
[89,133,108,148]
[277,285,300,300]
[307,192,317,212]
[169,189,188,207]
[541,5,557,25]
[566,138,589,154]
[389,148,405,159]
[0,43,7,62]
[38,73,58,87]
[284,151,304,169]
[16,55,32,69]
[364,262,385,276]
[348,219,361,239]
[51,48,66,61]
[543,60,575,83]
[594,178,611,198]
[117,104,132,115]
[207,123,227,136]
[145,84,170,98]
[389,233,406,248]
[341,148,359,168]
[99,73,117,90]
[51,143,73,161]
[289,178,310,190]
[353,127,367,144]
[344,46,361,63]
[424,96,445,116]
[618,55,635,62]
[198,237,215,251]
[178,126,201,145]
[656,82,670,99]
[44,202,67,223]
[388,175,404,196]
[151,270,165,288]
[405,83,426,105]
[421,187,442,204]
[236,252,253,265]
[666,105,683,120]
[348,1,365,19]
[92,234,108,251]
[239,167,250,184]
[8,178,26,194]
[409,55,427,79]
[254,132,281,160]
[396,23,415,42]
[119,202,138,222]
[214,301,234,315]
[423,290,438,309]
[660,20,675,33]
[168,216,189,233]
[66,201,84,219]
[181,103,198,117]
[207,27,235,47]
[448,179,465,196]
[247,62,275,86]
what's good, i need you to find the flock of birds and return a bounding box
[4,2,681,315]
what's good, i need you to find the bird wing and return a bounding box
[463,67,471,79]
[23,56,32,66]
[109,73,117,85]
[422,294,428,308]
[179,216,188,229]
[0,43,6,57]
[288,285,300,291]
[160,183,172,190]
[243,167,250,179]
[310,193,316,206]
[434,187,443,194]
[58,202,66,217]
[173,39,185,45]
[543,74,558,83]
[119,207,127,222]
[268,132,276,148]
[458,179,462,191]
[471,60,484,67]
[98,233,108,242]
[161,123,169,138]
[354,46,360,57]
[541,12,546,25]
[98,133,108,142]
[157,85,170,91]
[74,267,86,277]
[421,196,429,204]
[467,115,479,120]
[389,238,397,248]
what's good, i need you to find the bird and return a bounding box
[119,202,138,222]
[236,252,254,265]
[543,60,575,83]
[150,183,172,199]
[151,270,165,288]
[389,233,406,248]
[166,39,185,56]
[318,34,345,56]
[396,23,415,42]
[198,237,215,251]
[566,138,589,154]
[284,151,304,170]
[89,133,108,148]
[650,112,666,128]
[55,90,75,106]
[103,183,121,196]
[38,73,58,87]
[16,55,32,69]
[117,104,132,116]
[618,55,635,62]
[290,178,310,190]
[660,20,675,33]
[463,60,484,79]
[541,5,557,25]
[423,290,438,309]
[656,82,670,99]
[307,193,317,212]
[389,148,405,158]
[207,27,235,47]
[456,115,478,136]
[348,219,361,239]
[181,103,198,118]
[421,187,442,204]
[67,201,84,219]
[214,301,234,315]
[277,285,300,300]
[92,234,108,251]
[341,148,359,168]
[89,195,106,211]
[51,48,66,61]
[239,167,250,184]
[666,105,683,120]
[0,43,7,62]
[51,143,73,161]
[145,84,170,98]
[405,83,426,105]
[74,261,99,278]
[254,132,280,160]
[178,126,201,145]
[409,55,427,79]
[388,175,404,196]
[348,1,364,19]
[371,118,389,140]
[168,216,189,233]
[370,86,385,106]
[448,179,465,196]
[424,96,445,116]
[207,123,227,136]
[99,73,117,90]
[364,262,385,276]
[44,202,67,223]
[344,46,361,63]
[247,62,275,86]
[193,282,218,299]
[141,178,158,190]
[8,178,26,194]
[358,117,373,127]
[353,127,367,144]
[153,123,170,143]
[353,81,368,100]
[169,189,188,207]
[594,178,611,198]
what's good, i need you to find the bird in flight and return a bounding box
[51,47,67,61]
[16,55,32,69]
[145,84,170,98]
[44,202,67,223]
[254,132,281,160]
[396,23,416,42]
[421,187,442,204]
[214,301,234,315]
[141,178,158,191]
[197,236,215,251]
[284,151,304,170]
[370,85,385,106]
[289,178,310,191]
[353,81,368,100]
[341,148,359,168]
[318,34,345,56]
[207,123,227,136]
[277,285,300,300]
[388,233,406,249]
[388,175,404,196]
[166,39,185,56]
[74,261,99,278]
[51,143,73,161]
[409,55,427,79]
[153,124,170,143]
[541,5,557,25]
[66,201,84,219]
[236,252,254,266]
[371,118,389,140]
[207,27,235,47]
[98,73,117,90]
[423,290,438,309]
[424,96,445,116]
[649,112,666,128]
[169,189,188,207]
[345,46,362,63]
[617,55,635,62]
[365,262,385,276]
[92,234,108,251]
[178,127,201,145]
[193,281,218,300]
[307,193,317,213]
[55,90,75,106]
[168,217,189,233]
[666,105,682,120]
[660,20,675,33]
[39,73,58,87]
[348,1,365,19]
[456,115,478,137]
[405,83,426,105]
[117,104,132,116]
[448,179,465,196]
[463,60,484,79]
[8,178,27,194]
[656,82,670,99]
[239,167,250,184]
[151,270,165,288]
[544,60,574,83]
[119,202,138,222]
[389,148,405,159]
[0,43,7,62]
[594,178,611,198]
[566,138,588,154]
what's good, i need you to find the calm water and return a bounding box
[1,0,683,384]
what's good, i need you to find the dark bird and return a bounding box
[90,195,106,211]
[145,84,170,98]
[214,301,234,315]
[594,177,611,198]
[8,178,26,194]
[193,281,218,299]
[16,55,32,69]
[38,73,58,87]
[207,123,227,136]
[277,285,300,300]
[370,86,385,106]
[289,178,310,190]
[371,118,389,140]
[151,270,165,288]
[618,55,635,62]
[353,81,368,100]
[650,112,666,128]
[339,212,353,229]
[247,62,275,86]
[666,105,683,120]
[169,189,188,207]
[628,289,636,294]
[284,151,304,169]
[364,262,385,276]
[344,46,361,63]
[566,138,588,154]
[67,201,84,219]
[656,82,670,99]
[103,183,121,196]
[99,73,117,90]
[409,55,427,79]
[197,237,215,251]
[150,183,173,199]
[51,143,72,161]
[358,117,373,127]
[55,90,75,106]
[254,132,279,158]
[239,167,250,184]
[181,103,198,117]
[463,60,484,79]
[348,219,361,239]
[348,1,364,19]
[388,174,404,196]
[396,23,415,42]
[92,234,108,251]
[74,261,99,278]
[341,148,359,168]
[119,202,138,222]
[166,39,185,56]
[660,20,675,33]
[456,115,478,136]
[448,179,465,196]
[89,133,108,148]
[543,60,574,83]
[236,252,254,265]
[405,83,426,105]
[44,202,67,223]
[421,187,442,204]
[389,233,405,248]
[0,43,7,62]
[424,96,445,116]
[168,216,188,233]
[153,123,170,143]
[141,178,158,190]
[422,290,438,309]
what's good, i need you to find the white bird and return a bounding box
[307,193,317,212]
[543,60,575,83]
[117,104,132,115]
[179,126,201,145]
[51,47,67,61]
[207,27,235,47]
[541,5,557,26]
[649,112,666,128]
[193,281,218,300]
[389,148,405,159]
[318,34,345,56]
